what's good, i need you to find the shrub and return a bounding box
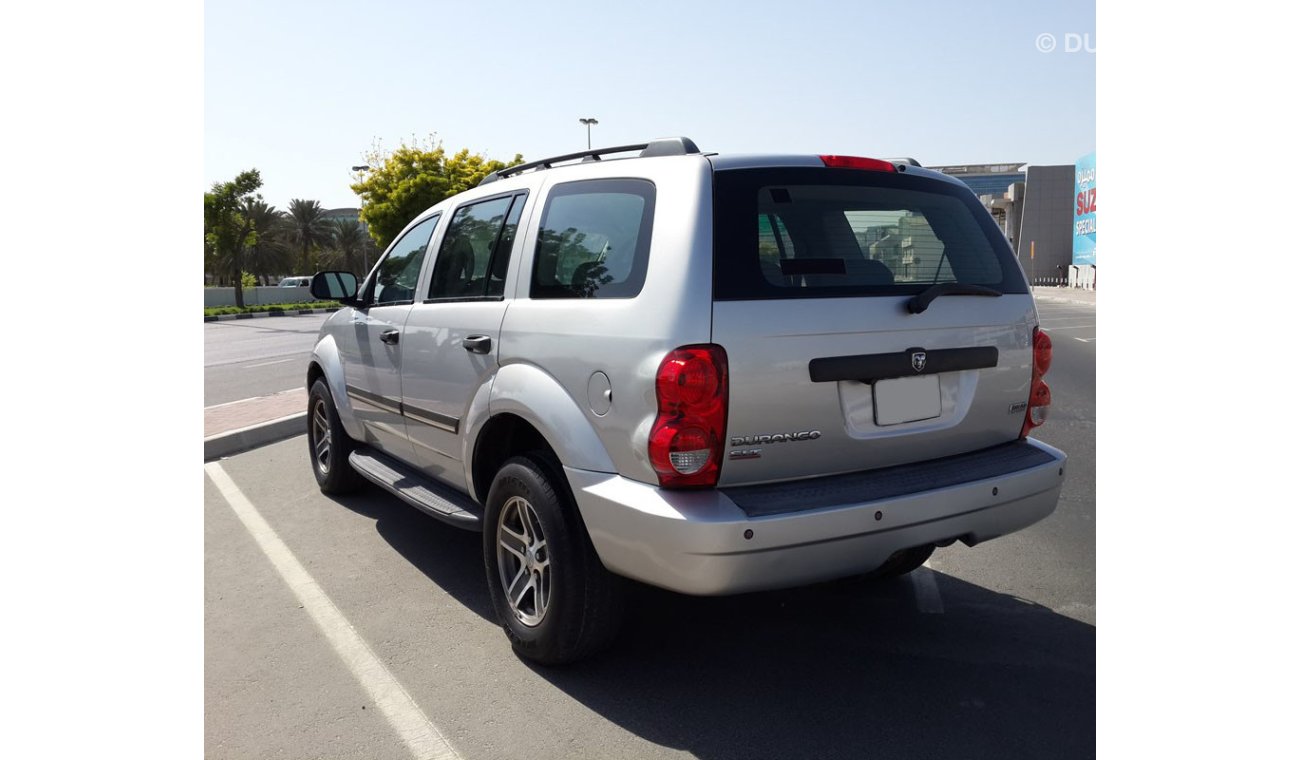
[204,301,340,317]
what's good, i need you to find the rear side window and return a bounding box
[716,168,1026,300]
[531,179,655,299]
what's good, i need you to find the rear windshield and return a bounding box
[713,168,1026,300]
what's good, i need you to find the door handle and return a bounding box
[462,335,492,354]
[380,329,400,345]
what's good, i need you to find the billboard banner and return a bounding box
[1073,152,1096,266]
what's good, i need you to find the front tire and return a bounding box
[483,453,623,665]
[307,378,364,494]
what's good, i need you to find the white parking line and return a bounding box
[205,463,462,760]
[203,389,302,411]
[243,357,302,369]
[910,560,944,614]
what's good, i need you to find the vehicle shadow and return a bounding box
[545,578,1095,760]
[326,486,496,622]
[329,486,1094,760]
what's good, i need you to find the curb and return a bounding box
[205,307,340,323]
[204,412,307,461]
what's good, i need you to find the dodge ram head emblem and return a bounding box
[911,351,927,372]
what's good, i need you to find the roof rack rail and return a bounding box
[479,136,700,186]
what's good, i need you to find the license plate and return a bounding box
[873,375,941,425]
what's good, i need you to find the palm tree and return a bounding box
[287,199,333,274]
[324,218,374,277]
[243,200,294,284]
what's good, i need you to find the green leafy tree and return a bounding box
[323,218,375,277]
[350,135,523,249]
[204,169,262,308]
[243,199,295,284]
[287,198,333,274]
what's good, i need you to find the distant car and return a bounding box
[305,137,1067,664]
[278,276,312,287]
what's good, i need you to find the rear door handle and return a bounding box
[462,335,492,354]
[380,329,400,345]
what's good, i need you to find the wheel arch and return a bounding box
[469,363,618,503]
[308,335,363,440]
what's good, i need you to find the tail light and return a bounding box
[1020,328,1053,437]
[649,345,728,488]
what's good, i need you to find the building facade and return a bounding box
[932,162,1080,287]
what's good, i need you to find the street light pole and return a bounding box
[579,117,598,149]
[350,165,372,274]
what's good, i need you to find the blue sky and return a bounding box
[205,0,1095,210]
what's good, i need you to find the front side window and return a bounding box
[371,215,439,305]
[530,179,655,299]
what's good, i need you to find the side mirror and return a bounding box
[311,271,360,306]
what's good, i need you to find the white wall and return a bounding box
[204,286,320,308]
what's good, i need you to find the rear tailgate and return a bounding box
[711,164,1037,487]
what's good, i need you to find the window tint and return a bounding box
[429,194,518,299]
[715,168,1026,300]
[531,179,655,299]
[372,215,438,305]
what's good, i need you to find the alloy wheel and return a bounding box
[311,397,332,475]
[496,496,551,627]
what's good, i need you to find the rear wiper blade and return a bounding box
[906,283,1002,314]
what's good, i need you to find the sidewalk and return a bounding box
[1032,286,1097,306]
[204,387,307,460]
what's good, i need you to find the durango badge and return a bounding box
[911,351,927,372]
[730,431,822,446]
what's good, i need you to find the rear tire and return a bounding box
[307,378,364,494]
[483,453,623,665]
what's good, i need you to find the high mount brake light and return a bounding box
[1021,328,1053,438]
[819,155,897,173]
[650,345,729,488]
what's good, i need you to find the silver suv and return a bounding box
[306,137,1066,664]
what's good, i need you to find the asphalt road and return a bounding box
[204,299,1095,759]
[204,313,330,405]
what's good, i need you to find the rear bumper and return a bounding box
[566,438,1067,595]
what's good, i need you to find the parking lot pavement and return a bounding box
[206,433,1095,760]
[205,473,413,760]
[1036,299,1097,345]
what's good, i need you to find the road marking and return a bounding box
[204,389,302,411]
[204,463,462,760]
[243,357,301,369]
[910,560,944,614]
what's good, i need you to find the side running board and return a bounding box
[348,447,483,531]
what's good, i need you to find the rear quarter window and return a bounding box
[716,168,1026,300]
[530,178,656,299]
